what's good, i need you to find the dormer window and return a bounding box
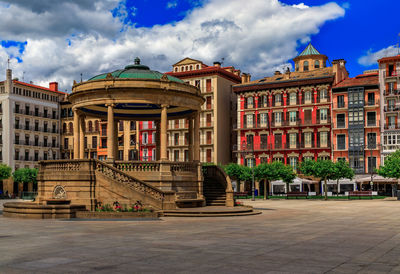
[314,60,320,69]
[303,61,309,71]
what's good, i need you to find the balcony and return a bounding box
[365,99,379,107]
[384,124,399,130]
[385,89,400,96]
[384,106,400,112]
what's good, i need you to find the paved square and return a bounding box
[1,199,400,273]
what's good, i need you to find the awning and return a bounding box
[355,174,398,183]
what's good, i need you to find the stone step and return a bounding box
[163,211,261,217]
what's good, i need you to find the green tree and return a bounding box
[333,160,354,196]
[254,162,289,199]
[300,160,336,200]
[0,164,12,182]
[378,150,400,180]
[280,164,296,193]
[223,163,243,181]
[13,168,38,186]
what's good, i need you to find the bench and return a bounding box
[348,191,373,199]
[286,191,308,199]
[234,192,249,198]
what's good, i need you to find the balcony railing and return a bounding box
[385,125,399,130]
[384,106,400,112]
[385,89,400,96]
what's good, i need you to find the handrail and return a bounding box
[93,159,165,201]
[202,165,233,191]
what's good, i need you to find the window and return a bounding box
[289,157,298,170]
[246,114,253,128]
[206,79,212,92]
[143,149,149,161]
[388,116,396,128]
[92,136,97,149]
[320,109,328,121]
[304,132,312,147]
[142,121,148,129]
[337,114,345,128]
[367,93,375,105]
[174,133,179,146]
[367,133,376,149]
[246,158,255,168]
[367,112,376,126]
[152,149,156,161]
[337,134,346,150]
[289,111,297,123]
[320,132,328,147]
[142,132,148,144]
[304,91,312,103]
[174,150,179,161]
[367,157,377,173]
[247,97,254,108]
[314,60,320,69]
[195,80,200,88]
[206,131,212,144]
[206,97,212,109]
[337,95,345,108]
[320,89,328,100]
[289,133,297,148]
[262,95,268,107]
[274,134,282,149]
[289,93,297,105]
[260,134,268,149]
[275,94,282,104]
[260,113,268,126]
[303,61,309,71]
[275,112,282,123]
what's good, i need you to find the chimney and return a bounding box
[213,61,221,68]
[246,74,251,83]
[5,69,12,94]
[274,71,282,75]
[332,59,348,85]
[234,69,241,76]
[49,82,59,92]
[241,73,248,83]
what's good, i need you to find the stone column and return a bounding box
[123,120,130,161]
[193,111,200,161]
[188,117,194,161]
[106,104,115,162]
[79,115,85,159]
[155,121,161,161]
[73,108,80,159]
[114,120,119,160]
[160,105,168,160]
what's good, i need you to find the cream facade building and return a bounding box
[0,69,64,171]
[166,58,242,164]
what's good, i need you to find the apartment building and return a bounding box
[165,58,242,164]
[0,69,65,194]
[332,70,381,174]
[378,55,400,164]
[232,44,348,170]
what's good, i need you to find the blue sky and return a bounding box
[0,0,399,90]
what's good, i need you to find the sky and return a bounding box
[0,0,399,92]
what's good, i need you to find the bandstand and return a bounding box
[27,58,234,214]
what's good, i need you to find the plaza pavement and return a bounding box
[1,199,400,273]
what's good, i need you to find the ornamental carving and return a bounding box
[53,185,67,199]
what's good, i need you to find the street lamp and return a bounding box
[241,140,255,201]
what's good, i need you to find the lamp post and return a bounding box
[241,140,255,201]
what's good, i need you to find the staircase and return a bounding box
[203,177,226,206]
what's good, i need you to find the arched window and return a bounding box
[289,92,297,105]
[314,60,320,69]
[196,64,200,70]
[68,122,73,134]
[95,120,99,132]
[88,121,93,132]
[305,91,312,102]
[62,123,67,134]
[190,65,193,71]
[185,66,189,71]
[175,67,178,72]
[247,97,254,108]
[303,61,309,71]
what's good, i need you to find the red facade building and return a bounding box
[233,44,348,170]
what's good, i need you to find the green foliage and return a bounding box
[299,159,316,177]
[254,162,282,182]
[378,150,400,179]
[13,168,38,185]
[0,164,11,181]
[223,163,254,182]
[280,164,296,184]
[333,160,354,181]
[300,160,336,180]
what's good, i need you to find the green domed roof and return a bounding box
[88,57,184,83]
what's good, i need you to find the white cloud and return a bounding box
[0,0,345,91]
[358,45,399,66]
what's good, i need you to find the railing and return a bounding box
[40,160,82,171]
[385,125,399,130]
[94,159,165,201]
[115,161,160,172]
[384,106,400,112]
[170,162,197,172]
[366,99,379,106]
[385,89,400,96]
